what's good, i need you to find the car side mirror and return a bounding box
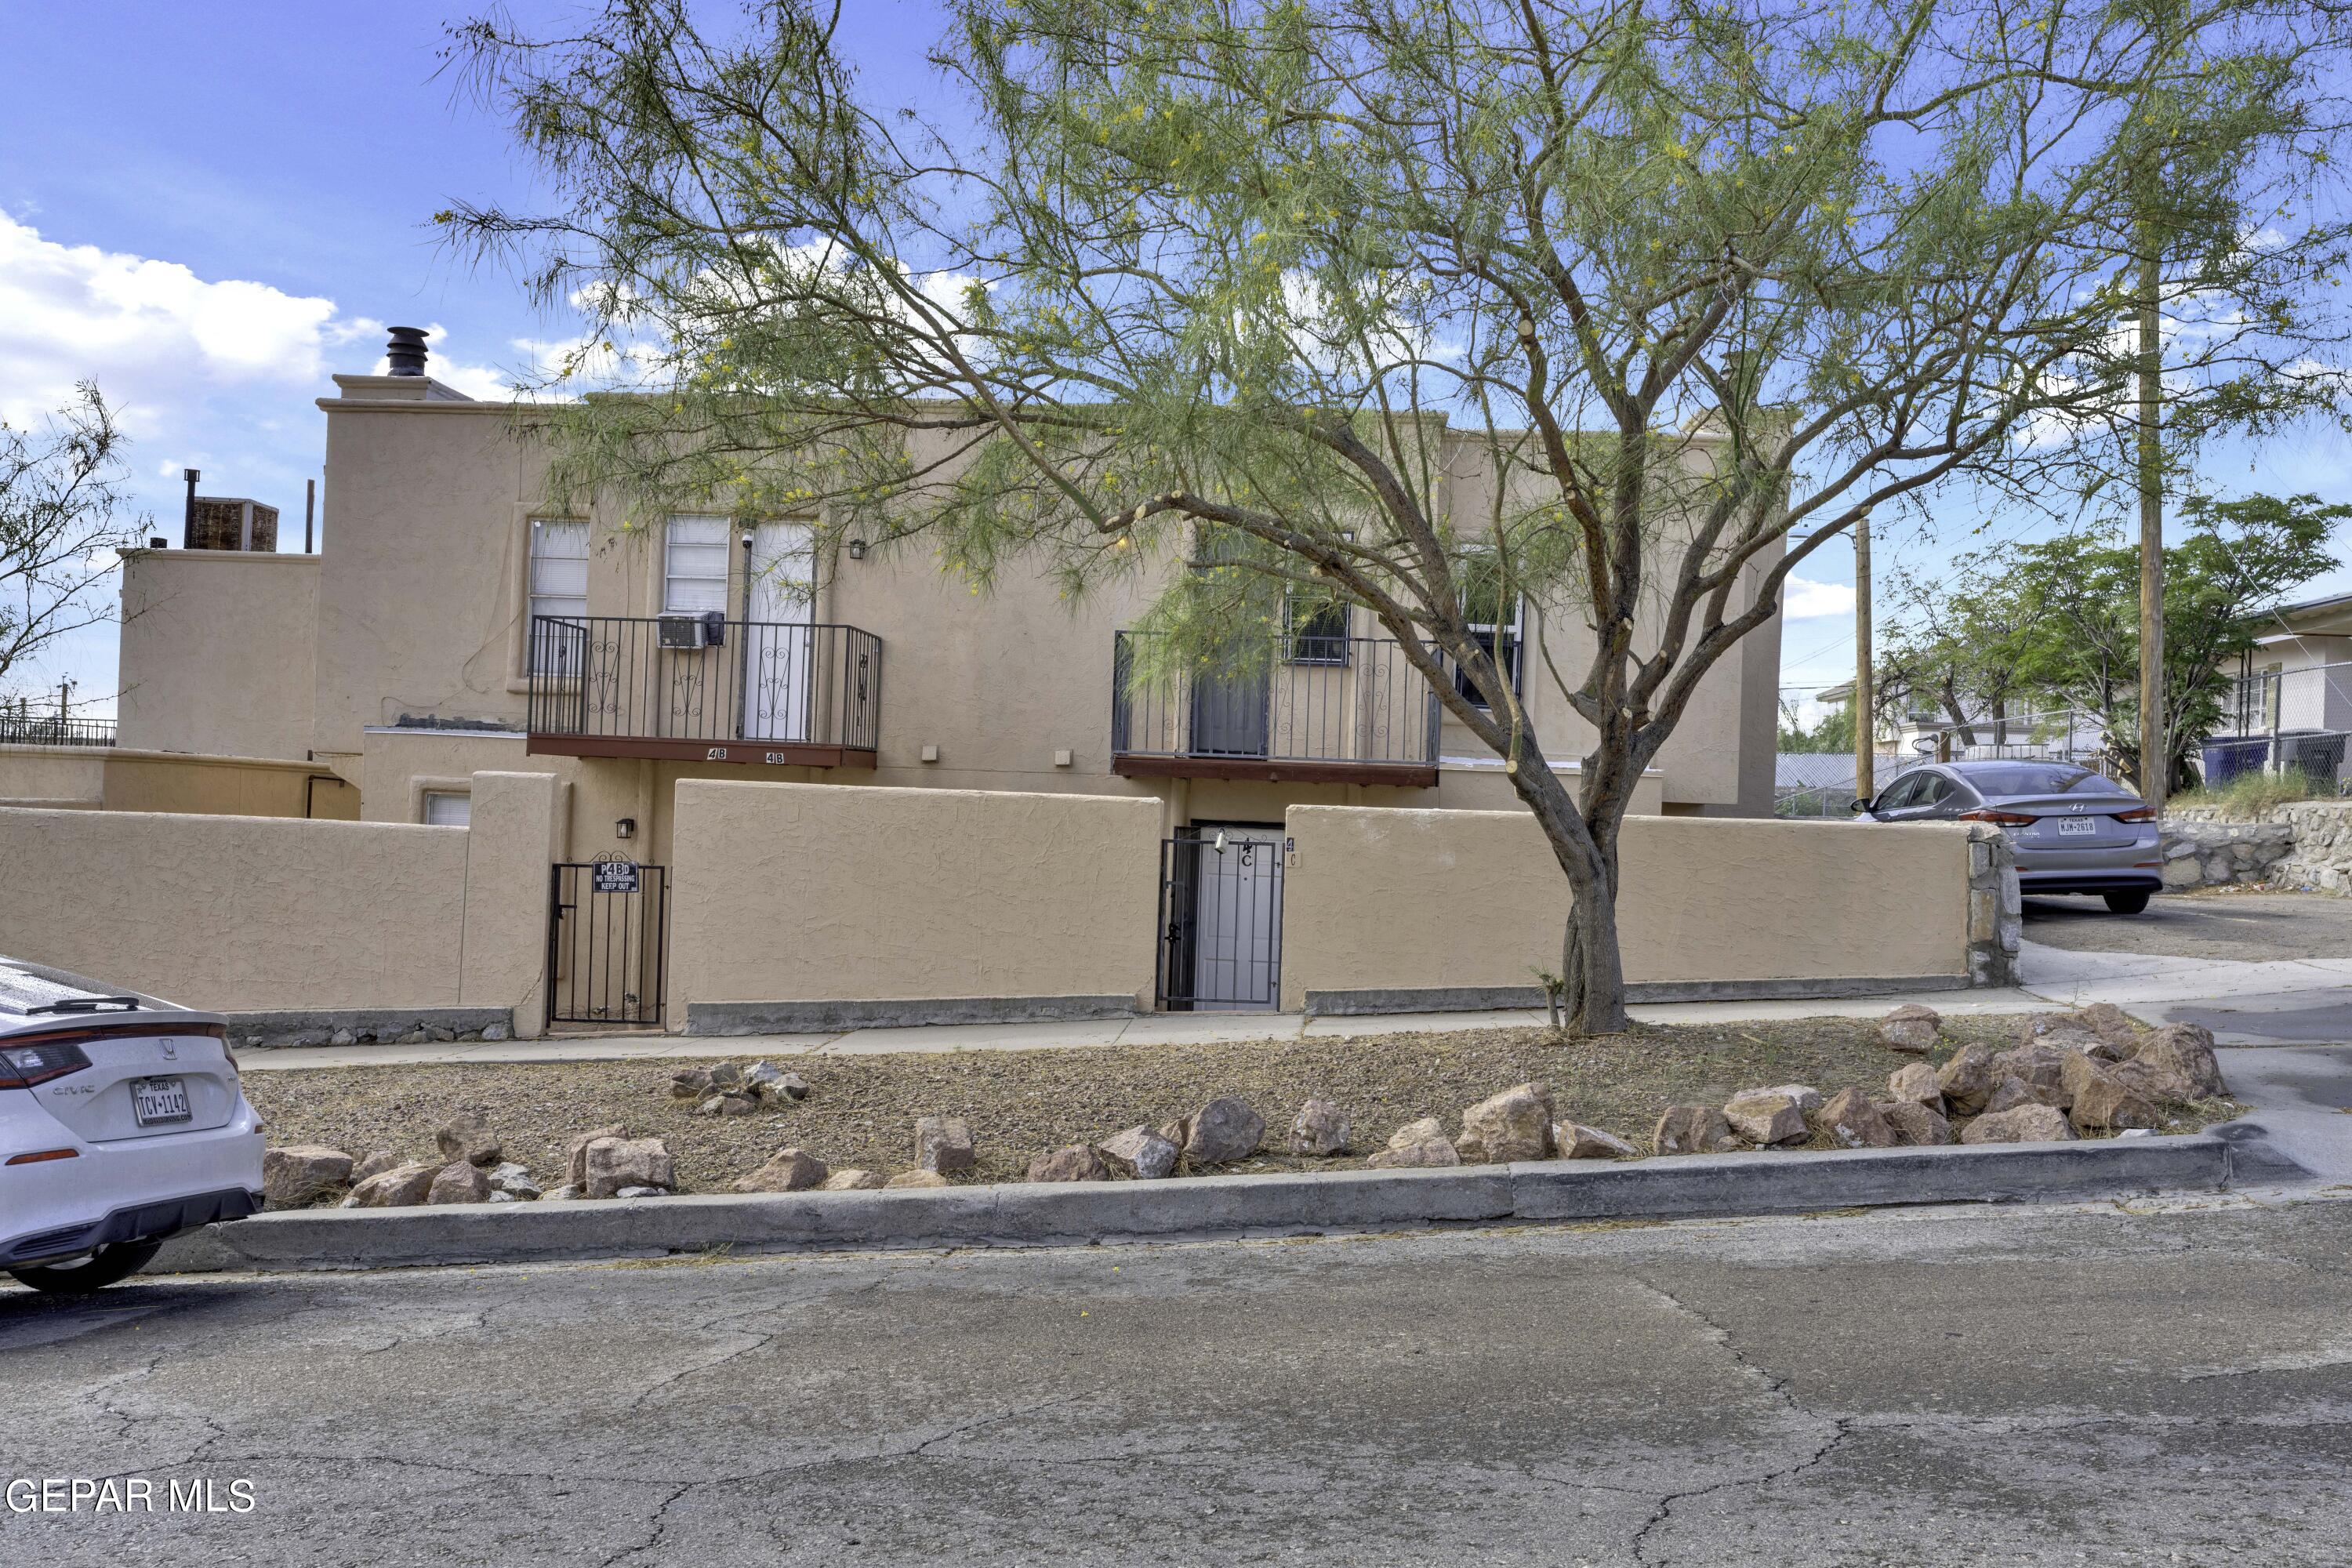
[1850,797,1873,815]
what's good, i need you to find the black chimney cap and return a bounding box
[385,326,429,377]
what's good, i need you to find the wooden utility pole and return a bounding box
[2136,244,2166,811]
[1853,516,1875,804]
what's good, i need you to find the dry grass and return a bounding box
[245,1014,2056,1196]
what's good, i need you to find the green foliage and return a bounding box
[1777,703,1855,755]
[1984,492,2345,790]
[2171,769,2343,816]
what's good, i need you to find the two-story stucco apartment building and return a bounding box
[109,335,1782,1016]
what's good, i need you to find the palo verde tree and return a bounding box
[443,0,2352,1032]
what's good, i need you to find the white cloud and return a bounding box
[1781,574,1856,620]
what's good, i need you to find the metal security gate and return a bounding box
[1156,827,1287,1011]
[546,859,670,1026]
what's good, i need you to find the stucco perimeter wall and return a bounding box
[1280,808,1974,1011]
[0,771,560,1024]
[670,782,1161,1021]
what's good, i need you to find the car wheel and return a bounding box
[5,1239,164,1296]
[2102,891,2152,915]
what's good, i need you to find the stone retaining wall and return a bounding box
[2161,800,2352,894]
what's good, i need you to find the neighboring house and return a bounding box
[2215,591,2352,787]
[1813,679,2102,767]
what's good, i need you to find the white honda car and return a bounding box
[1,956,264,1295]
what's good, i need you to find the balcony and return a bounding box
[1111,630,1441,787]
[0,711,114,749]
[526,615,881,767]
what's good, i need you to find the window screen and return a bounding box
[664,515,731,615]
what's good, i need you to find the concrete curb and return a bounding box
[151,1134,2243,1275]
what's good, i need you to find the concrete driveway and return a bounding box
[2019,890,2352,1044]
[6,1195,2351,1566]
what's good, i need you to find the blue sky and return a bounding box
[4,0,2347,721]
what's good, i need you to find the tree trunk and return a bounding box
[1558,864,1629,1035]
[1503,753,1632,1036]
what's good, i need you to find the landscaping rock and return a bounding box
[615,1185,666,1199]
[486,1160,540,1200]
[1366,1117,1461,1168]
[1722,1088,1808,1147]
[544,1184,583,1201]
[1880,1099,1951,1146]
[1886,1062,1943,1109]
[566,1124,629,1187]
[705,1062,744,1091]
[2016,1013,2114,1061]
[1980,1075,2042,1116]
[1757,1084,1825,1115]
[1099,1125,1181,1180]
[742,1061,789,1094]
[694,1091,762,1118]
[1959,1103,2079,1144]
[262,1145,353,1208]
[1878,1004,1941,1054]
[1027,1145,1111,1182]
[885,1171,953,1189]
[583,1136,674,1199]
[2132,1022,2227,1100]
[1936,1044,2000,1114]
[426,1160,491,1204]
[818,1169,886,1192]
[776,1071,811,1101]
[1991,1042,2073,1107]
[434,1110,501,1167]
[731,1148,829,1192]
[915,1116,977,1174]
[1287,1098,1352,1156]
[1556,1122,1639,1160]
[1814,1088,1896,1149]
[343,1161,437,1208]
[2073,1003,2140,1057]
[349,1149,402,1184]
[481,1022,510,1042]
[1457,1083,1556,1163]
[1185,1097,1266,1165]
[2060,1053,2161,1132]
[328,1029,356,1047]
[1652,1105,1738,1156]
[669,1069,713,1100]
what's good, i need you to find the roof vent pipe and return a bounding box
[385,326,429,376]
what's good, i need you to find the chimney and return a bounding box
[385,326,429,377]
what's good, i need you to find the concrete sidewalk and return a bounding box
[2016,938,2352,1044]
[236,982,2052,1071]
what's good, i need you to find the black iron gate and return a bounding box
[1156,829,1287,1011]
[546,859,670,1026]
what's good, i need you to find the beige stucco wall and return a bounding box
[669,781,1160,1011]
[1279,808,1972,1011]
[117,548,318,760]
[312,385,1777,822]
[0,745,104,808]
[0,746,358,818]
[0,769,558,1018]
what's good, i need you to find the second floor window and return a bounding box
[664,515,731,615]
[527,520,588,674]
[1285,598,1351,665]
[1457,575,1523,710]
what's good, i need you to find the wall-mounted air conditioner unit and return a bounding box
[658,615,708,649]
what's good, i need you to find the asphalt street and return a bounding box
[2022,889,2352,963]
[7,1193,2351,1566]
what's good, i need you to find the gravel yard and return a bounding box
[239,1014,2152,1196]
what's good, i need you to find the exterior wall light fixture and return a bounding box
[846,539,869,560]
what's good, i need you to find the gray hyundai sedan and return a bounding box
[1853,760,2163,912]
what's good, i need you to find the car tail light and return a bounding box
[1956,809,2037,826]
[0,1042,94,1089]
[2112,806,2158,822]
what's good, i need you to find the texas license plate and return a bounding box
[132,1076,191,1126]
[2056,817,2096,837]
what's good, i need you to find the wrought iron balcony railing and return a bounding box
[1110,630,1441,786]
[526,615,881,767]
[0,712,115,749]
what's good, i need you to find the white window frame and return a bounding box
[526,519,590,675]
[663,515,733,615]
[420,790,472,827]
[1457,588,1523,711]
